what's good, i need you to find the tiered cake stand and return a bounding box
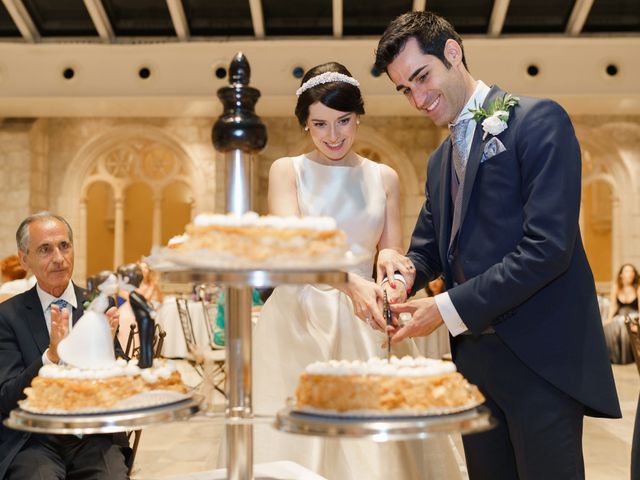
[161,267,350,480]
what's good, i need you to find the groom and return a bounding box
[374,11,620,480]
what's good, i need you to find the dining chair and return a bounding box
[625,314,640,376]
[125,322,166,360]
[175,296,226,400]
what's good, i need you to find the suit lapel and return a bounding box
[23,286,49,354]
[72,284,86,326]
[459,85,505,229]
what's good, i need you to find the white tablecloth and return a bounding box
[155,296,217,358]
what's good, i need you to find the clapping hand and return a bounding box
[48,303,70,363]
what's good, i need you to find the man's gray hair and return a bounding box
[16,212,74,253]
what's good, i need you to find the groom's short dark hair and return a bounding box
[375,11,468,74]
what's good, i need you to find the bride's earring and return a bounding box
[356,120,360,125]
[304,126,309,132]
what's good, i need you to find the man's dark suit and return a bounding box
[407,86,621,477]
[0,283,129,478]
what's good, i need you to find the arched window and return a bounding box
[82,140,193,277]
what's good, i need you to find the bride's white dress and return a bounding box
[251,154,462,479]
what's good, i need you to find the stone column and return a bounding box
[152,193,162,247]
[114,196,125,269]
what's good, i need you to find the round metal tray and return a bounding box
[274,406,495,441]
[161,269,348,288]
[4,395,202,435]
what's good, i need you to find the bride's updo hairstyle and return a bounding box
[294,62,365,127]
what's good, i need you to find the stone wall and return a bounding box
[0,114,638,286]
[0,119,41,256]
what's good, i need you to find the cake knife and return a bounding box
[383,291,392,361]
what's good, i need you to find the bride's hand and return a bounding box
[382,280,407,305]
[376,248,416,291]
[345,273,386,332]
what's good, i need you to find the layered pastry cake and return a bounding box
[23,359,187,412]
[21,295,188,413]
[167,212,347,262]
[296,356,484,414]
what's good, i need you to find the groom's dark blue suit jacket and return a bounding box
[408,85,620,419]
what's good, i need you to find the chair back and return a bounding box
[175,297,198,353]
[625,314,640,376]
[125,322,166,359]
[195,284,224,350]
[196,285,214,341]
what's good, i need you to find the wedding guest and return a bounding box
[374,11,620,479]
[0,212,129,479]
[246,62,461,479]
[603,263,639,364]
[137,261,163,308]
[0,254,36,302]
[1,255,26,284]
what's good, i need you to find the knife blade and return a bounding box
[383,291,392,361]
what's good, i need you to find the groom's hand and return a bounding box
[389,298,444,344]
[376,248,416,291]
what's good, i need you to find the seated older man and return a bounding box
[0,212,130,479]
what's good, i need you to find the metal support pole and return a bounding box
[225,285,253,479]
[226,150,252,216]
[213,52,267,480]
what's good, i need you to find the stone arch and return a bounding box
[59,125,205,280]
[575,122,640,284]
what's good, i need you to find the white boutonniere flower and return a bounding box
[469,94,520,140]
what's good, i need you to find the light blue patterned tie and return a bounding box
[49,298,69,310]
[450,118,470,248]
[451,118,470,182]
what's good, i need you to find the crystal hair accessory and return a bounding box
[296,72,360,97]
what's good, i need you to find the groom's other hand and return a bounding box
[389,298,444,344]
[376,248,416,290]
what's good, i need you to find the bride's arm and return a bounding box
[268,157,300,216]
[339,164,405,332]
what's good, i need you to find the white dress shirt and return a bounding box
[435,80,490,337]
[37,281,78,364]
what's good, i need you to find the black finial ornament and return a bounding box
[213,52,267,153]
[129,291,155,369]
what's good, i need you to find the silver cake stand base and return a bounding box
[4,395,202,435]
[275,405,495,442]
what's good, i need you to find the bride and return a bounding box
[250,62,462,479]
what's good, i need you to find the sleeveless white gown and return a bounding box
[250,155,462,479]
